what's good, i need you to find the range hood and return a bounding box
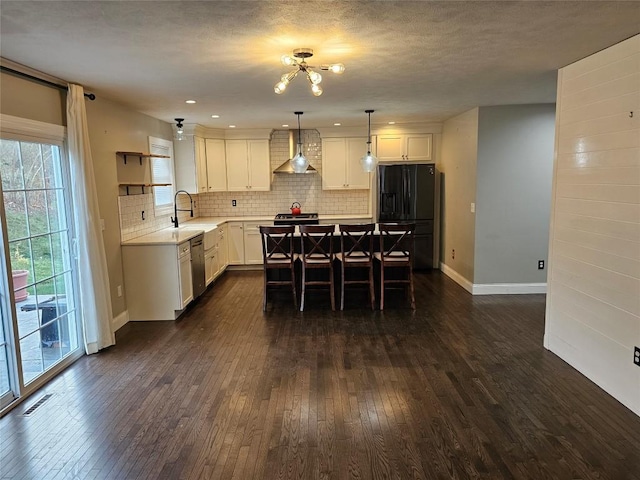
[273,130,317,174]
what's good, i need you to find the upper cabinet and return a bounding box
[174,135,209,194]
[205,139,227,192]
[225,139,270,191]
[376,133,432,162]
[322,137,370,190]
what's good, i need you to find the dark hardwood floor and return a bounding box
[2,270,639,479]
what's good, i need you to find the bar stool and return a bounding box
[336,223,376,310]
[299,224,335,311]
[259,225,298,311]
[375,222,416,310]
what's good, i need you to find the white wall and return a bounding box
[475,105,556,286]
[440,108,479,289]
[545,35,640,416]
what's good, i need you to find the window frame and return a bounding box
[148,136,175,217]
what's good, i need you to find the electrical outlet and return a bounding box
[117,285,122,297]
[470,203,475,213]
[538,260,545,270]
[634,346,640,367]
[452,249,455,260]
[232,200,237,207]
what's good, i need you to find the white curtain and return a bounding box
[66,84,115,354]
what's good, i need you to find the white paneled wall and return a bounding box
[198,129,371,217]
[545,35,640,415]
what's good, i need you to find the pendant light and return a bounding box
[361,110,378,172]
[290,111,309,173]
[175,118,185,141]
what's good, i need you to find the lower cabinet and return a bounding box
[204,224,229,285]
[218,224,228,270]
[243,221,264,264]
[122,241,193,321]
[227,222,245,265]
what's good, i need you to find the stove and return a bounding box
[274,213,319,225]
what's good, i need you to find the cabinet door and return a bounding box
[225,140,249,191]
[218,224,229,269]
[205,139,227,192]
[205,250,214,286]
[195,136,208,193]
[243,221,264,264]
[321,138,347,190]
[173,135,199,193]
[405,134,432,161]
[178,250,193,309]
[345,137,370,189]
[227,222,245,264]
[376,134,404,161]
[247,140,271,191]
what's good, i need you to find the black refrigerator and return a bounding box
[378,164,437,269]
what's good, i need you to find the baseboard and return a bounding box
[439,262,473,293]
[472,283,547,295]
[112,310,129,331]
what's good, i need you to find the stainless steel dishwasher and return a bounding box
[190,234,206,299]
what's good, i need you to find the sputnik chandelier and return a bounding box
[274,48,345,97]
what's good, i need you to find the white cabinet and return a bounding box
[217,224,229,271]
[122,241,193,321]
[178,242,193,309]
[243,221,264,265]
[225,139,270,191]
[205,139,227,192]
[227,222,245,264]
[322,137,371,190]
[174,135,208,194]
[376,133,432,162]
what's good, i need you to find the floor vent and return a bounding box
[22,394,53,417]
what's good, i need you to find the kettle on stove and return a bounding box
[290,202,301,216]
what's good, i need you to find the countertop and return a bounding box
[121,214,373,246]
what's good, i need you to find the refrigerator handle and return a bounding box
[403,167,409,216]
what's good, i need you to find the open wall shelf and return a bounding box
[118,183,171,195]
[116,151,171,165]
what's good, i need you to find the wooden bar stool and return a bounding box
[375,222,416,310]
[336,223,376,310]
[259,225,298,311]
[299,224,336,311]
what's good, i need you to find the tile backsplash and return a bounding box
[118,129,371,241]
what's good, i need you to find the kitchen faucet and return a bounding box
[171,190,194,228]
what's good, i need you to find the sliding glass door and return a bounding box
[0,126,82,411]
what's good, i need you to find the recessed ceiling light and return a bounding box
[228,125,236,128]
[282,124,289,127]
[185,100,196,104]
[211,114,220,118]
[388,121,396,125]
[334,123,341,126]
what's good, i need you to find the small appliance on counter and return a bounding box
[274,212,319,225]
[291,202,302,215]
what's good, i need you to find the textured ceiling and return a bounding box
[1,1,639,129]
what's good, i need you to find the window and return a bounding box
[148,136,175,216]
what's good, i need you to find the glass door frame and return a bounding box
[0,115,85,415]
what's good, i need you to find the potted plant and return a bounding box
[11,245,30,303]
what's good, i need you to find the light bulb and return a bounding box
[274,80,288,94]
[307,70,322,85]
[291,150,309,173]
[329,63,345,74]
[311,84,323,96]
[281,55,295,66]
[360,152,377,172]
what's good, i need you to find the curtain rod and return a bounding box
[1,65,96,100]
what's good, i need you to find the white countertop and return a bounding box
[121,214,373,246]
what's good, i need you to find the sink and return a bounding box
[180,223,217,250]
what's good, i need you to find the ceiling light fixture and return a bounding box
[175,118,184,141]
[291,111,309,173]
[361,110,378,173]
[185,100,196,104]
[211,114,220,118]
[274,48,344,97]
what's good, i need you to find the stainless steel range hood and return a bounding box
[273,130,317,174]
